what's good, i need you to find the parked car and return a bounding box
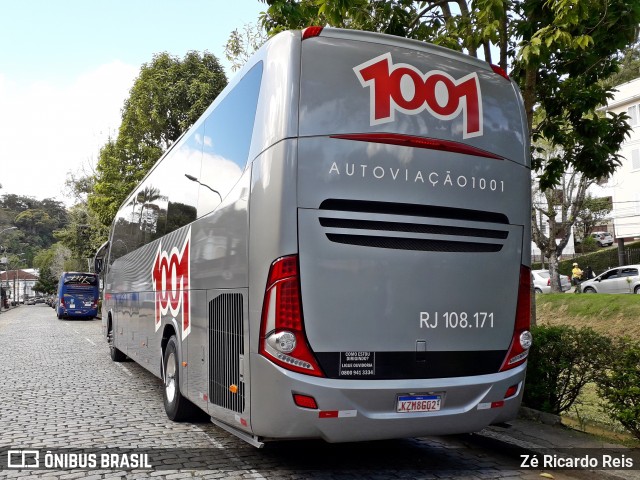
[580,265,640,294]
[591,231,614,247]
[532,269,571,294]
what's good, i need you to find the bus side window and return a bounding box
[198,62,263,216]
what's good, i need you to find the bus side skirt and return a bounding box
[209,418,265,448]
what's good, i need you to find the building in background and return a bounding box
[0,269,39,304]
[603,77,640,242]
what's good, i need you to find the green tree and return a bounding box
[33,265,57,295]
[89,51,227,228]
[574,195,613,242]
[0,195,69,264]
[225,22,268,72]
[54,203,109,266]
[605,42,640,88]
[261,0,640,189]
[33,243,72,281]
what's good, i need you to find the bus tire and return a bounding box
[108,324,127,362]
[163,335,197,421]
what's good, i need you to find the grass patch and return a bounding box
[562,383,640,447]
[535,293,640,338]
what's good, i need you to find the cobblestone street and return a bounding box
[0,306,598,479]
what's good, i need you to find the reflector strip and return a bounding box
[477,402,505,410]
[331,133,504,160]
[234,414,248,427]
[319,410,357,418]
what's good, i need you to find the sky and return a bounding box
[0,0,265,206]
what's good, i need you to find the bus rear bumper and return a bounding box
[249,354,526,443]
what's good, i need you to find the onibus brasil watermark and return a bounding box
[5,449,151,469]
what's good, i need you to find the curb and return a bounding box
[519,406,562,426]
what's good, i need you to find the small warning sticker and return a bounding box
[339,351,375,377]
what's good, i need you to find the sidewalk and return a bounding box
[0,303,19,313]
[478,407,640,479]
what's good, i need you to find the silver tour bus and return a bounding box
[95,27,532,447]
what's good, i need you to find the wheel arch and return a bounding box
[160,321,181,379]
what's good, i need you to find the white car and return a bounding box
[532,269,571,294]
[591,231,614,247]
[580,265,640,294]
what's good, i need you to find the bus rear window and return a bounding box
[63,275,98,286]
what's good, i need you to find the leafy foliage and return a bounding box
[33,265,58,295]
[225,23,268,72]
[89,51,227,227]
[0,195,68,266]
[33,243,73,281]
[597,339,640,440]
[605,41,640,87]
[54,203,109,264]
[524,325,612,414]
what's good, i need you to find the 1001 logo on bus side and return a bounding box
[151,228,191,339]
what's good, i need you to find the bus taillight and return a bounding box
[499,265,532,371]
[259,255,325,377]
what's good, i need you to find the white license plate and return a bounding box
[397,395,442,413]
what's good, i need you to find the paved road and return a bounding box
[0,305,586,479]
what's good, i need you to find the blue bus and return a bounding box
[56,272,99,320]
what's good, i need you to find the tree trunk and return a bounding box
[548,251,562,293]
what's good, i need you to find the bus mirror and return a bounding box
[93,240,109,274]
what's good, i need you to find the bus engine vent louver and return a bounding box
[209,293,245,413]
[319,199,509,253]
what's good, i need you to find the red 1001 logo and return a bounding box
[354,53,483,139]
[152,228,191,339]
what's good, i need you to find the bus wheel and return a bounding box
[163,335,197,421]
[108,326,126,362]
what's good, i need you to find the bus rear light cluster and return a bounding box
[490,64,510,81]
[500,265,532,371]
[302,26,323,40]
[259,255,325,377]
